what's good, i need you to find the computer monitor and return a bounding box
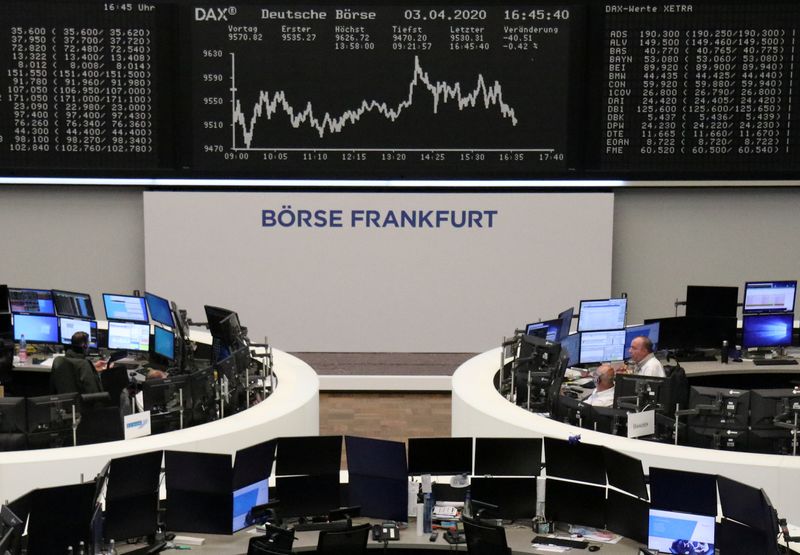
[104,451,162,541]
[474,438,542,477]
[164,450,233,535]
[744,280,797,313]
[102,293,149,323]
[557,307,574,338]
[644,316,736,351]
[345,436,407,479]
[558,333,580,367]
[407,437,472,475]
[13,313,59,344]
[717,476,770,530]
[469,477,537,520]
[153,326,175,361]
[613,374,670,415]
[276,436,342,476]
[26,393,79,433]
[543,437,605,485]
[205,305,244,346]
[232,479,269,532]
[577,298,627,332]
[59,317,98,349]
[685,285,739,318]
[545,479,605,528]
[624,322,660,353]
[8,287,55,315]
[52,289,95,320]
[345,436,408,522]
[0,397,26,434]
[742,313,794,349]
[649,467,717,517]
[749,388,800,453]
[0,504,24,555]
[144,292,175,328]
[190,366,217,424]
[603,447,648,500]
[274,474,341,518]
[606,490,648,545]
[579,329,625,365]
[107,321,150,352]
[525,318,562,342]
[648,509,715,554]
[142,375,191,416]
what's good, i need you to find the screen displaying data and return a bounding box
[578,298,627,331]
[579,329,625,364]
[58,317,98,348]
[13,314,58,343]
[103,294,149,323]
[190,3,579,176]
[107,321,150,351]
[0,2,173,171]
[743,280,797,313]
[597,1,800,173]
[648,509,715,554]
[8,288,55,315]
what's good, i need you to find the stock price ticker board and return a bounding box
[0,2,174,172]
[190,3,580,177]
[596,1,800,173]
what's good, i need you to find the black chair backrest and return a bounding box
[101,366,130,407]
[247,535,294,555]
[316,523,371,555]
[463,517,512,555]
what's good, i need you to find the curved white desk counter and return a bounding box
[0,349,319,503]
[451,348,800,523]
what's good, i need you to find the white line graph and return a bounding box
[229,53,534,150]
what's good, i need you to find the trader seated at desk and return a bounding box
[583,364,615,407]
[50,331,108,394]
[622,336,665,378]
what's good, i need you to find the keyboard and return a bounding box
[532,535,589,549]
[292,520,349,532]
[753,358,798,366]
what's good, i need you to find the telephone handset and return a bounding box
[372,521,399,541]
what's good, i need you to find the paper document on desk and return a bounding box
[531,545,569,553]
[568,525,622,543]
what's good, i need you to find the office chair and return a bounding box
[463,517,512,555]
[247,536,293,555]
[316,522,371,555]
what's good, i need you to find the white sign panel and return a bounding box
[124,410,152,440]
[627,410,655,439]
[144,192,613,352]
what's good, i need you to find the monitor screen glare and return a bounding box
[13,314,58,343]
[58,318,98,349]
[648,509,715,554]
[578,298,627,332]
[145,292,175,328]
[153,326,175,360]
[742,313,794,349]
[8,288,55,315]
[232,479,268,532]
[107,321,150,352]
[579,330,625,365]
[103,294,149,323]
[744,281,797,314]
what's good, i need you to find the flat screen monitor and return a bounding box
[579,329,625,364]
[649,467,717,517]
[577,298,627,332]
[558,333,580,366]
[274,475,340,518]
[545,479,605,528]
[648,509,715,555]
[145,292,175,328]
[644,316,736,350]
[142,375,190,415]
[276,436,342,476]
[613,374,670,414]
[58,317,98,349]
[742,313,794,349]
[347,474,407,523]
[603,447,648,500]
[749,388,800,430]
[557,307,574,338]
[232,479,268,532]
[107,321,150,352]
[52,289,95,320]
[153,326,175,361]
[744,280,797,314]
[26,393,79,433]
[686,285,739,318]
[103,293,149,323]
[543,437,605,485]
[204,305,243,347]
[0,397,26,434]
[474,437,542,477]
[8,288,55,315]
[469,477,537,520]
[233,440,277,490]
[525,318,562,342]
[624,322,660,353]
[345,436,407,480]
[13,313,59,344]
[606,490,648,545]
[407,437,472,475]
[190,366,217,424]
[717,476,770,530]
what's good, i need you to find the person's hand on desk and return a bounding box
[93,359,108,372]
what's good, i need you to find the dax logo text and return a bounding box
[195,7,235,21]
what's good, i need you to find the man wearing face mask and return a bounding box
[50,331,107,394]
[583,364,616,407]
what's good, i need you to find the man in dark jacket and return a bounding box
[50,331,107,394]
